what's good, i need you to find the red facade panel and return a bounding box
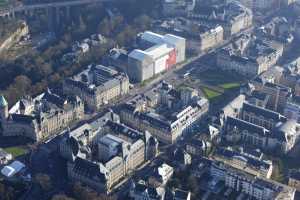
[166,49,176,70]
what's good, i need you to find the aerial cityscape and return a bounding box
[0,0,300,199]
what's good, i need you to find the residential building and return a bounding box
[251,78,291,112]
[282,0,296,7]
[0,90,84,142]
[235,0,253,9]
[189,1,253,38]
[107,48,128,73]
[218,91,299,154]
[284,97,300,123]
[63,64,129,111]
[170,148,192,170]
[289,171,300,191]
[185,139,210,156]
[210,161,296,200]
[295,18,300,40]
[213,148,273,178]
[129,181,191,200]
[295,80,300,97]
[238,0,280,11]
[256,17,294,45]
[225,116,299,153]
[120,82,209,144]
[130,181,165,200]
[199,25,224,52]
[154,18,223,53]
[60,112,158,193]
[162,0,196,17]
[197,157,294,200]
[247,90,270,108]
[192,157,295,200]
[241,102,286,130]
[148,163,174,187]
[217,37,283,77]
[128,31,186,82]
[0,148,12,165]
[172,189,191,200]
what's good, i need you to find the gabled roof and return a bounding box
[242,103,285,122]
[72,157,106,183]
[11,114,36,124]
[226,116,269,136]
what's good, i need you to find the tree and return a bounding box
[0,183,15,200]
[110,15,124,32]
[134,14,152,31]
[0,183,5,197]
[186,175,198,194]
[96,194,117,200]
[51,194,75,200]
[71,182,117,200]
[98,18,111,37]
[116,25,136,46]
[13,75,32,94]
[34,173,52,191]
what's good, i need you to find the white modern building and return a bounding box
[128,31,186,82]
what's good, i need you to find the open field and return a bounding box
[201,87,222,100]
[219,83,240,90]
[0,0,8,7]
[185,69,245,101]
[4,146,28,157]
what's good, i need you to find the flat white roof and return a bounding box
[158,163,173,176]
[1,161,25,177]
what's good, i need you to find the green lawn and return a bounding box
[219,83,240,90]
[201,87,222,100]
[0,0,8,6]
[4,146,28,157]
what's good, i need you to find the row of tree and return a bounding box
[1,0,155,106]
[34,173,116,200]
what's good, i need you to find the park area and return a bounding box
[4,146,28,157]
[0,0,8,7]
[188,69,245,101]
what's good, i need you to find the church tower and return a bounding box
[0,95,8,121]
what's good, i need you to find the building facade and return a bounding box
[289,171,300,191]
[60,112,158,193]
[199,25,224,52]
[217,38,283,77]
[213,148,273,178]
[120,82,209,144]
[251,79,291,112]
[0,90,84,142]
[210,161,295,200]
[189,1,253,38]
[63,64,129,111]
[128,31,186,82]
